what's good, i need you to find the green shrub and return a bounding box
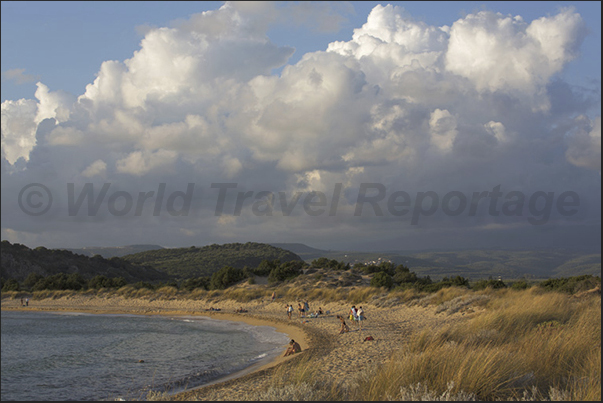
[23,273,44,289]
[538,275,600,294]
[210,266,246,290]
[511,280,530,290]
[268,261,304,285]
[181,277,210,291]
[371,271,394,288]
[1,278,20,292]
[133,281,156,290]
[472,279,507,290]
[254,260,279,276]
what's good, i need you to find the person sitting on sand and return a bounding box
[235,307,248,313]
[318,307,324,315]
[283,339,302,356]
[337,315,349,334]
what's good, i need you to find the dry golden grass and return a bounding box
[428,286,469,305]
[351,288,601,401]
[154,285,179,297]
[31,289,77,299]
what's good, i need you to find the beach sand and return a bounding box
[1,294,465,400]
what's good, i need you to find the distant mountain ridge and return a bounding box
[268,243,330,259]
[1,241,171,283]
[63,244,164,258]
[268,243,601,280]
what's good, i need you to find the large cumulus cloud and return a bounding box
[1,2,600,250]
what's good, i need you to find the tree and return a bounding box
[311,257,330,268]
[268,261,305,284]
[254,260,278,276]
[370,271,394,289]
[66,273,86,290]
[393,270,417,284]
[210,266,246,290]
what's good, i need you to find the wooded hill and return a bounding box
[1,240,171,283]
[121,242,303,279]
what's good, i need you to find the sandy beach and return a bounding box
[1,294,465,400]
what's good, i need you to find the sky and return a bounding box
[1,1,601,252]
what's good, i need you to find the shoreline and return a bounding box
[1,304,310,396]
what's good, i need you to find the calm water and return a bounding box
[1,310,289,401]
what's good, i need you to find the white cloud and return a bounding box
[429,108,457,152]
[327,4,448,85]
[445,8,586,107]
[81,159,107,178]
[484,121,509,144]
[34,82,74,124]
[1,98,38,164]
[115,149,178,176]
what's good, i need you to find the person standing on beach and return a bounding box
[271,291,276,303]
[350,305,358,321]
[357,306,365,329]
[25,298,29,307]
[20,297,24,307]
[287,304,293,319]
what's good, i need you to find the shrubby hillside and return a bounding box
[122,242,303,279]
[1,240,171,283]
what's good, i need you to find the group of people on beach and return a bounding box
[337,305,366,334]
[280,303,368,356]
[284,300,324,319]
[298,300,310,317]
[20,297,29,307]
[350,305,365,322]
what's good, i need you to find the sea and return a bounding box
[0,310,290,401]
